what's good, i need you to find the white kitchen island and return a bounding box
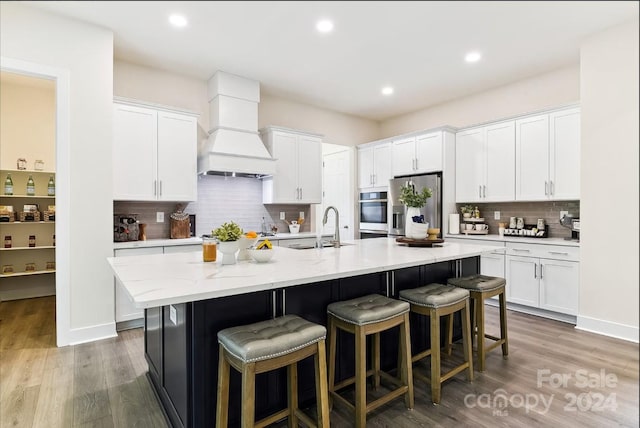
[108,237,496,428]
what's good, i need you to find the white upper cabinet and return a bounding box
[392,131,443,176]
[455,121,515,202]
[358,142,391,189]
[113,101,198,201]
[262,127,322,204]
[516,107,580,201]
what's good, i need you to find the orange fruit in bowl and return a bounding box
[245,231,258,238]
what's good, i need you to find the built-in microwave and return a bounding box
[359,191,388,233]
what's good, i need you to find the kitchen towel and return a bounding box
[449,213,460,235]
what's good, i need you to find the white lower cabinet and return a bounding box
[505,243,579,316]
[114,246,163,325]
[163,244,201,254]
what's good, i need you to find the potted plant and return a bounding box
[399,184,432,238]
[212,221,243,264]
[460,205,474,219]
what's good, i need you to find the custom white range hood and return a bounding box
[198,71,275,177]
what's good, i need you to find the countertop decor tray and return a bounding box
[396,237,444,247]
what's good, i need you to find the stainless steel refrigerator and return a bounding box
[388,173,442,237]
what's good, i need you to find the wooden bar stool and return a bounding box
[216,314,330,428]
[448,274,509,372]
[327,294,414,428]
[399,283,473,404]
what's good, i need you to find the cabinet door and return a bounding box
[164,244,201,254]
[549,108,580,200]
[515,115,549,201]
[157,111,198,202]
[113,103,157,200]
[481,253,505,278]
[414,132,442,173]
[358,147,375,188]
[373,143,392,186]
[506,255,539,307]
[539,259,579,315]
[455,128,484,202]
[297,135,322,203]
[271,132,299,202]
[392,137,416,177]
[114,246,163,322]
[485,121,515,201]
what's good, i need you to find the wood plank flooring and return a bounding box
[1,296,638,427]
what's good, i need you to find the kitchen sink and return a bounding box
[287,242,354,250]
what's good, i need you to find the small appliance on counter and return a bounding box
[560,215,580,241]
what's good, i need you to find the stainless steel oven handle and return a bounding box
[359,199,389,203]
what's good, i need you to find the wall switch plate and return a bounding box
[494,211,501,220]
[560,210,569,220]
[299,212,304,220]
[156,212,164,223]
[279,212,286,220]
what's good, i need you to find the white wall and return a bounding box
[380,65,580,136]
[1,3,114,343]
[577,18,639,342]
[259,93,379,146]
[0,76,55,170]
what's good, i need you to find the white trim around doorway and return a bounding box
[1,56,71,347]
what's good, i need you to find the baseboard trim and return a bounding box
[69,321,117,345]
[576,316,639,343]
[485,299,577,324]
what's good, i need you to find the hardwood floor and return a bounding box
[1,296,638,427]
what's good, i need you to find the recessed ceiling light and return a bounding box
[465,51,482,63]
[381,86,394,96]
[169,14,188,28]
[316,19,334,33]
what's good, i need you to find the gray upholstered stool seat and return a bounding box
[447,274,509,372]
[327,293,413,427]
[217,314,326,363]
[327,293,409,325]
[400,283,469,308]
[448,274,506,291]
[216,314,330,427]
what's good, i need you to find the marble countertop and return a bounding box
[108,237,497,309]
[113,232,332,250]
[444,233,580,247]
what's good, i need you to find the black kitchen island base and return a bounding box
[144,258,479,427]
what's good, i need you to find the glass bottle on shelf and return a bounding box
[4,174,13,195]
[474,206,480,219]
[26,175,36,196]
[47,176,55,196]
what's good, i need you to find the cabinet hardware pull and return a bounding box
[479,185,482,198]
[545,181,548,196]
[300,188,303,200]
[415,158,418,170]
[391,271,396,296]
[282,289,286,315]
[159,180,162,197]
[272,290,277,319]
[534,263,537,278]
[386,272,390,297]
[153,180,157,196]
[549,251,569,256]
[550,180,554,195]
[483,185,486,198]
[513,248,530,252]
[540,264,544,279]
[371,174,373,185]
[373,174,376,184]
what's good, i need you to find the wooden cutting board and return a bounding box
[395,237,444,247]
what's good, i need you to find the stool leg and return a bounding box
[446,313,454,356]
[499,290,509,357]
[471,297,478,348]
[241,363,256,428]
[287,362,298,428]
[429,308,442,404]
[215,347,230,428]
[327,316,337,405]
[314,340,331,428]
[476,295,486,372]
[355,326,367,428]
[462,300,474,381]
[399,313,414,409]
[372,332,380,390]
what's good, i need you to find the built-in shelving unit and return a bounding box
[1,168,56,300]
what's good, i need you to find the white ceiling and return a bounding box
[27,1,638,121]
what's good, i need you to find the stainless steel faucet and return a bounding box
[322,206,341,248]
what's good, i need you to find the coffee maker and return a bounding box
[560,215,580,241]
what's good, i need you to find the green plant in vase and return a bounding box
[460,204,474,218]
[399,183,432,239]
[212,221,243,264]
